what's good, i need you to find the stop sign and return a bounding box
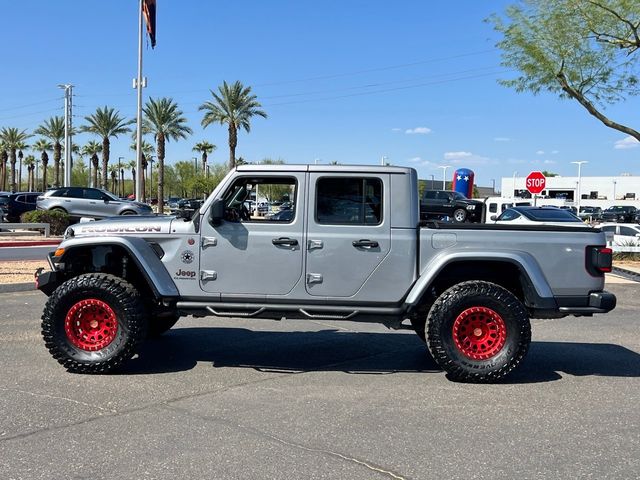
[526,171,546,194]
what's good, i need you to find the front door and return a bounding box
[199,173,305,296]
[305,173,390,298]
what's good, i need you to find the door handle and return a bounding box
[352,239,379,248]
[272,237,298,247]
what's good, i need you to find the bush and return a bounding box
[20,210,70,236]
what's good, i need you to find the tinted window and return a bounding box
[65,188,84,198]
[423,191,437,200]
[521,209,581,222]
[83,189,105,200]
[25,194,39,203]
[316,177,382,225]
[497,209,520,221]
[0,196,9,206]
[600,226,616,233]
[489,203,497,213]
[14,195,25,202]
[619,227,640,237]
[48,188,67,197]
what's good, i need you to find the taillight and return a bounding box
[586,246,612,276]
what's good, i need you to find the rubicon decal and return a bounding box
[80,225,163,233]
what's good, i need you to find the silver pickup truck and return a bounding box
[37,165,615,382]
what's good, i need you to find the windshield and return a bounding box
[0,196,9,206]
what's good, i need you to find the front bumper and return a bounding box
[556,291,617,315]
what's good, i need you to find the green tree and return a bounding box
[0,128,31,192]
[199,80,267,169]
[81,106,133,190]
[81,140,102,188]
[32,138,52,191]
[489,0,640,141]
[72,158,89,187]
[127,160,137,196]
[192,140,216,174]
[34,116,65,187]
[142,97,192,213]
[541,170,559,177]
[16,141,28,191]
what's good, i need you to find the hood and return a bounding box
[70,215,173,237]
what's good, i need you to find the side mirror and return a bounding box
[490,215,497,221]
[209,199,225,226]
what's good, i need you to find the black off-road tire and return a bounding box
[41,273,147,374]
[147,314,180,338]
[426,281,531,383]
[452,208,467,223]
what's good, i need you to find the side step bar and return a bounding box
[176,301,404,321]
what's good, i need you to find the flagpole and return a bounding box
[135,0,144,202]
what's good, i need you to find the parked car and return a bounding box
[578,206,602,222]
[600,205,638,223]
[559,205,578,215]
[598,223,640,246]
[0,192,41,222]
[492,206,587,227]
[421,190,484,223]
[265,208,295,222]
[167,197,182,210]
[37,187,153,220]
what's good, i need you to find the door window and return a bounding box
[221,176,297,223]
[497,209,520,221]
[315,177,382,225]
[619,226,639,237]
[83,189,105,200]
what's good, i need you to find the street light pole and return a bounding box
[438,165,451,190]
[571,161,588,211]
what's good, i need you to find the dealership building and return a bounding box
[500,174,640,207]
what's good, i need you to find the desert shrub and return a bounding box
[20,210,70,236]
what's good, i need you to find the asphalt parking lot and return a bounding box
[1,283,639,480]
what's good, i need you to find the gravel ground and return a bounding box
[0,260,49,284]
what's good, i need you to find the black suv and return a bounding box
[420,190,484,223]
[600,205,638,223]
[0,192,41,222]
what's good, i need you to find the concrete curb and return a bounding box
[0,240,61,248]
[0,282,36,293]
[612,266,640,282]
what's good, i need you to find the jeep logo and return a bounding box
[174,269,196,278]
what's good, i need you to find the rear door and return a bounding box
[305,173,389,297]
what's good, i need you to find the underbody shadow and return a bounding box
[122,327,640,383]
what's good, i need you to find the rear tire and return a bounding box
[50,207,67,214]
[452,208,467,223]
[41,273,147,374]
[120,210,136,215]
[426,281,530,383]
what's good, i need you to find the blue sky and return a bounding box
[1,0,639,188]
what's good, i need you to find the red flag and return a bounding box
[142,0,156,48]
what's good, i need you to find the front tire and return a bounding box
[120,210,136,215]
[426,281,530,383]
[452,208,467,223]
[41,273,147,373]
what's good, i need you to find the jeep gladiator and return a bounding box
[37,165,616,382]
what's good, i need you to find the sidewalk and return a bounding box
[0,234,62,248]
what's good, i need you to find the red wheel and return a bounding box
[64,299,118,351]
[426,281,531,383]
[452,306,507,360]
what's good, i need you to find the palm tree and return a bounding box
[81,141,102,188]
[16,141,29,191]
[127,160,137,196]
[33,138,53,191]
[129,137,154,201]
[192,141,216,174]
[142,97,192,213]
[0,143,7,191]
[199,80,267,169]
[0,128,32,193]
[81,106,133,190]
[108,165,119,193]
[23,155,36,191]
[34,116,65,187]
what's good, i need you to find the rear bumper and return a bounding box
[556,291,617,315]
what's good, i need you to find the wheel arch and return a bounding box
[405,252,556,311]
[56,236,179,300]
